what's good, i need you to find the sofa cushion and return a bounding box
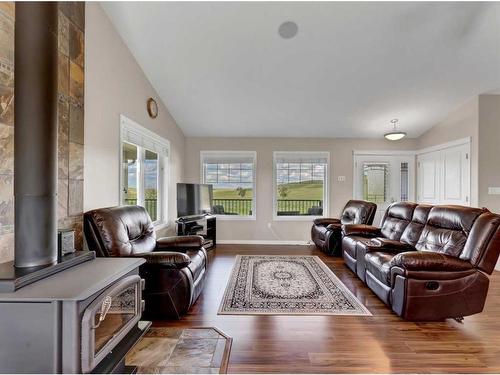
[388,251,474,272]
[380,202,417,240]
[131,251,191,268]
[427,205,484,234]
[380,217,412,241]
[414,206,485,257]
[314,225,329,237]
[342,224,381,237]
[313,218,340,226]
[463,212,500,274]
[84,205,156,256]
[311,224,328,250]
[369,238,415,252]
[365,251,396,286]
[342,235,367,258]
[186,248,207,281]
[340,200,377,225]
[400,205,432,246]
[156,235,204,250]
[384,202,417,221]
[416,226,468,256]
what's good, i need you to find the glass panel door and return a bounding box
[354,155,415,225]
[144,150,159,221]
[362,163,389,204]
[93,284,137,354]
[81,275,142,374]
[122,142,138,206]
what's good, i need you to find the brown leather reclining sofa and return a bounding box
[311,200,377,255]
[84,205,207,319]
[342,202,500,320]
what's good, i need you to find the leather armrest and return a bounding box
[368,238,415,252]
[313,218,340,226]
[326,223,342,231]
[130,251,191,269]
[389,251,474,272]
[156,235,203,251]
[342,224,381,237]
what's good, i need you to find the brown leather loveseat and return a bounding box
[311,200,377,255]
[342,202,500,320]
[84,205,207,319]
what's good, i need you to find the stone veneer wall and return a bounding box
[0,2,85,263]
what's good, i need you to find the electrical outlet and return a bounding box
[488,187,500,195]
[267,222,272,228]
[337,176,346,182]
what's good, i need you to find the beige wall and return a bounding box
[84,3,185,235]
[184,137,417,242]
[83,4,497,252]
[478,94,500,213]
[416,97,479,206]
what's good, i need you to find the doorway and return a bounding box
[353,154,415,225]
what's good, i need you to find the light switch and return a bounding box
[488,187,500,195]
[337,176,346,182]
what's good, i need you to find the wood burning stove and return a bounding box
[0,258,149,373]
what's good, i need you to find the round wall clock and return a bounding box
[147,98,158,119]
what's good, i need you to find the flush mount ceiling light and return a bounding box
[278,21,298,39]
[384,119,407,141]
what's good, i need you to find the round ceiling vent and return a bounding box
[278,21,298,39]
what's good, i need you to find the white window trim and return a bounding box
[119,114,170,228]
[272,151,330,221]
[200,150,257,220]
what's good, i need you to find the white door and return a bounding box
[417,152,440,204]
[417,143,470,206]
[441,145,470,205]
[354,154,415,226]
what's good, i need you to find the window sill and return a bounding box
[273,215,325,222]
[215,215,256,221]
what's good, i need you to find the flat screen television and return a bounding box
[177,183,213,218]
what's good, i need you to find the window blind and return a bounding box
[121,118,169,157]
[274,151,329,164]
[201,151,255,165]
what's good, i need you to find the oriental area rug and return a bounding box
[218,255,371,316]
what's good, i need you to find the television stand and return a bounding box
[175,215,216,250]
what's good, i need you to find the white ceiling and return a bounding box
[102,2,500,138]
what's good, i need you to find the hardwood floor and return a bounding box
[153,245,500,373]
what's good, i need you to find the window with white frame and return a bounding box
[273,151,329,218]
[200,151,256,218]
[120,115,169,225]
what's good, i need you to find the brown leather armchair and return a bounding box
[311,200,377,255]
[84,205,207,319]
[342,202,500,321]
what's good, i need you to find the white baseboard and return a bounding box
[217,239,312,246]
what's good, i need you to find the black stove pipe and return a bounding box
[14,2,59,268]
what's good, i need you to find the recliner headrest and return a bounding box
[427,205,485,233]
[386,202,417,221]
[84,205,156,256]
[341,200,377,225]
[412,205,433,224]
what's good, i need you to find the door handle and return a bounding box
[92,295,113,329]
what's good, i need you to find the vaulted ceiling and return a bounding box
[102,2,500,138]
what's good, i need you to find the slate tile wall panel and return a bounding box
[0,2,85,261]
